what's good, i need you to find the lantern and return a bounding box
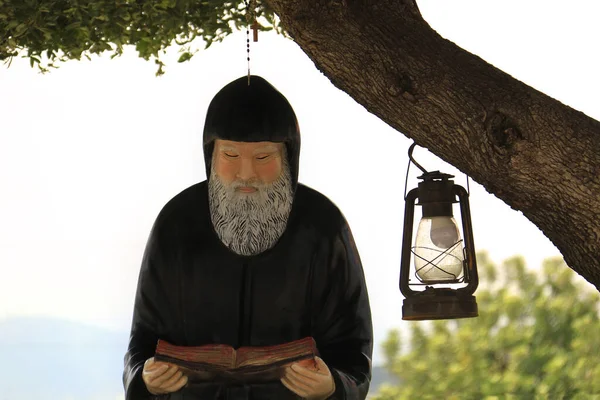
[399,143,479,320]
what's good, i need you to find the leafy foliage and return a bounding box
[374,253,600,399]
[0,0,280,75]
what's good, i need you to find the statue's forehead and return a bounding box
[215,139,283,151]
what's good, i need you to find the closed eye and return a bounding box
[256,155,270,160]
[224,153,239,158]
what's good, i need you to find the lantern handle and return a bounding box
[403,157,410,200]
[466,174,470,196]
[408,142,429,174]
[406,142,472,198]
[404,142,429,200]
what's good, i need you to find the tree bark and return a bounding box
[265,0,600,289]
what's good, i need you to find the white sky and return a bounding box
[1,0,598,364]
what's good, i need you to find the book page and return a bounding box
[236,337,316,368]
[155,340,235,370]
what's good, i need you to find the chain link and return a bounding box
[244,0,255,85]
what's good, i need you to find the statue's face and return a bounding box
[212,139,284,192]
[209,139,292,256]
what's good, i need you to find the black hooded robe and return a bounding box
[123,76,373,400]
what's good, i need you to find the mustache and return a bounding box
[229,179,264,190]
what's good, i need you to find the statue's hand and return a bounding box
[142,357,188,395]
[281,356,336,400]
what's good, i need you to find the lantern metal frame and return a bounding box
[399,143,479,320]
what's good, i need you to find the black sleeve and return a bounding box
[123,213,182,400]
[311,217,373,400]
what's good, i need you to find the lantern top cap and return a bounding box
[417,170,455,182]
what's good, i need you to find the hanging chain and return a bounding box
[244,0,256,85]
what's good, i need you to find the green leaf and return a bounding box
[177,51,193,62]
[66,22,82,31]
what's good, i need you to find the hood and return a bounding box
[202,75,301,192]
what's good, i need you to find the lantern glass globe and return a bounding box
[414,216,464,282]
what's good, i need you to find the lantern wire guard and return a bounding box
[400,142,479,320]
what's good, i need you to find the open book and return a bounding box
[154,336,319,382]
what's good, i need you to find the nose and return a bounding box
[236,157,257,181]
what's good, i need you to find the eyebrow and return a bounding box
[219,145,238,153]
[253,145,279,154]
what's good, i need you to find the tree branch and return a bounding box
[266,0,600,289]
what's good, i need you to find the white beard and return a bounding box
[208,158,294,256]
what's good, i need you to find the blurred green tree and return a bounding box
[374,253,600,400]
